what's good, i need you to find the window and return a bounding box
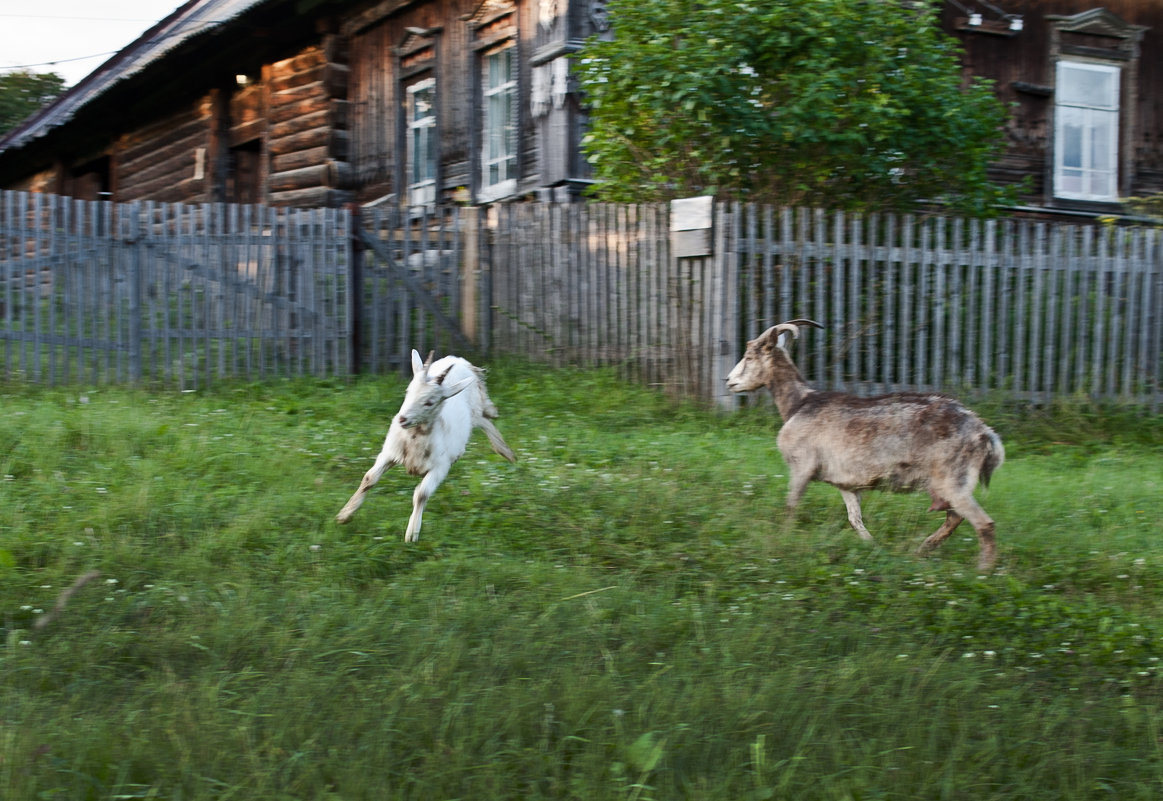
[481,45,517,199]
[69,156,111,201]
[229,140,263,204]
[407,78,437,206]
[467,0,517,201]
[1054,61,1119,202]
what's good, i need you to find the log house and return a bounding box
[0,0,1160,220]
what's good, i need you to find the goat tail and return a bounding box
[979,429,1005,488]
[479,419,517,463]
[487,429,517,464]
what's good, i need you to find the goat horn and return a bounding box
[769,319,823,348]
[780,319,824,330]
[771,323,801,341]
[423,350,435,368]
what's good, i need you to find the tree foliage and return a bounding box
[0,70,66,137]
[576,0,1016,215]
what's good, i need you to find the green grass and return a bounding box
[2,362,1163,800]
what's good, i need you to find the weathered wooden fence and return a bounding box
[0,192,468,388]
[3,190,1161,408]
[484,202,1163,409]
[0,193,352,387]
[483,202,728,400]
[733,207,1163,406]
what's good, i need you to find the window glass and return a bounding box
[1057,62,1117,108]
[483,46,517,194]
[1054,61,1119,201]
[407,79,436,204]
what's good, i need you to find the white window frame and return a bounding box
[406,78,437,206]
[1053,60,1120,202]
[479,44,518,203]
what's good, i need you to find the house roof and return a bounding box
[0,0,268,154]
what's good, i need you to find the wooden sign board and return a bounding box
[670,195,714,257]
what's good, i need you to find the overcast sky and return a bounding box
[1,1,185,87]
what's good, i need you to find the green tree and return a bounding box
[0,70,66,137]
[577,0,1015,215]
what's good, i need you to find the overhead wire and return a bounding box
[0,18,228,75]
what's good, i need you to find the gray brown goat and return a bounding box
[726,319,1004,571]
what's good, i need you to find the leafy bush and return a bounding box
[577,0,1016,215]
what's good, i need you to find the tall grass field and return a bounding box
[2,361,1162,800]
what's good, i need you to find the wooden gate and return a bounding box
[351,204,472,375]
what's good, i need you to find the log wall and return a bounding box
[267,37,353,208]
[116,99,216,203]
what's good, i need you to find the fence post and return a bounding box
[462,205,479,346]
[347,203,364,376]
[711,201,739,410]
[479,205,493,356]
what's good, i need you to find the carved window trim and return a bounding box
[396,28,442,208]
[468,0,520,202]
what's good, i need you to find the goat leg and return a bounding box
[972,522,998,573]
[945,495,999,572]
[927,491,952,512]
[404,464,451,542]
[336,450,397,524]
[948,495,997,572]
[781,472,811,530]
[839,489,875,542]
[917,510,963,556]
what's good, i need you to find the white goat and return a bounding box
[336,349,516,541]
[726,319,1004,571]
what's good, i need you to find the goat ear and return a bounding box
[443,376,474,398]
[411,349,425,376]
[777,332,791,350]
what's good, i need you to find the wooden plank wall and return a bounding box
[483,202,736,403]
[941,1,1163,200]
[2,190,1160,410]
[347,0,471,202]
[482,202,1163,409]
[0,192,351,388]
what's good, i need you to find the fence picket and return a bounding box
[933,218,947,392]
[1149,230,1162,407]
[811,209,826,382]
[1109,229,1127,398]
[1128,231,1146,398]
[831,212,845,389]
